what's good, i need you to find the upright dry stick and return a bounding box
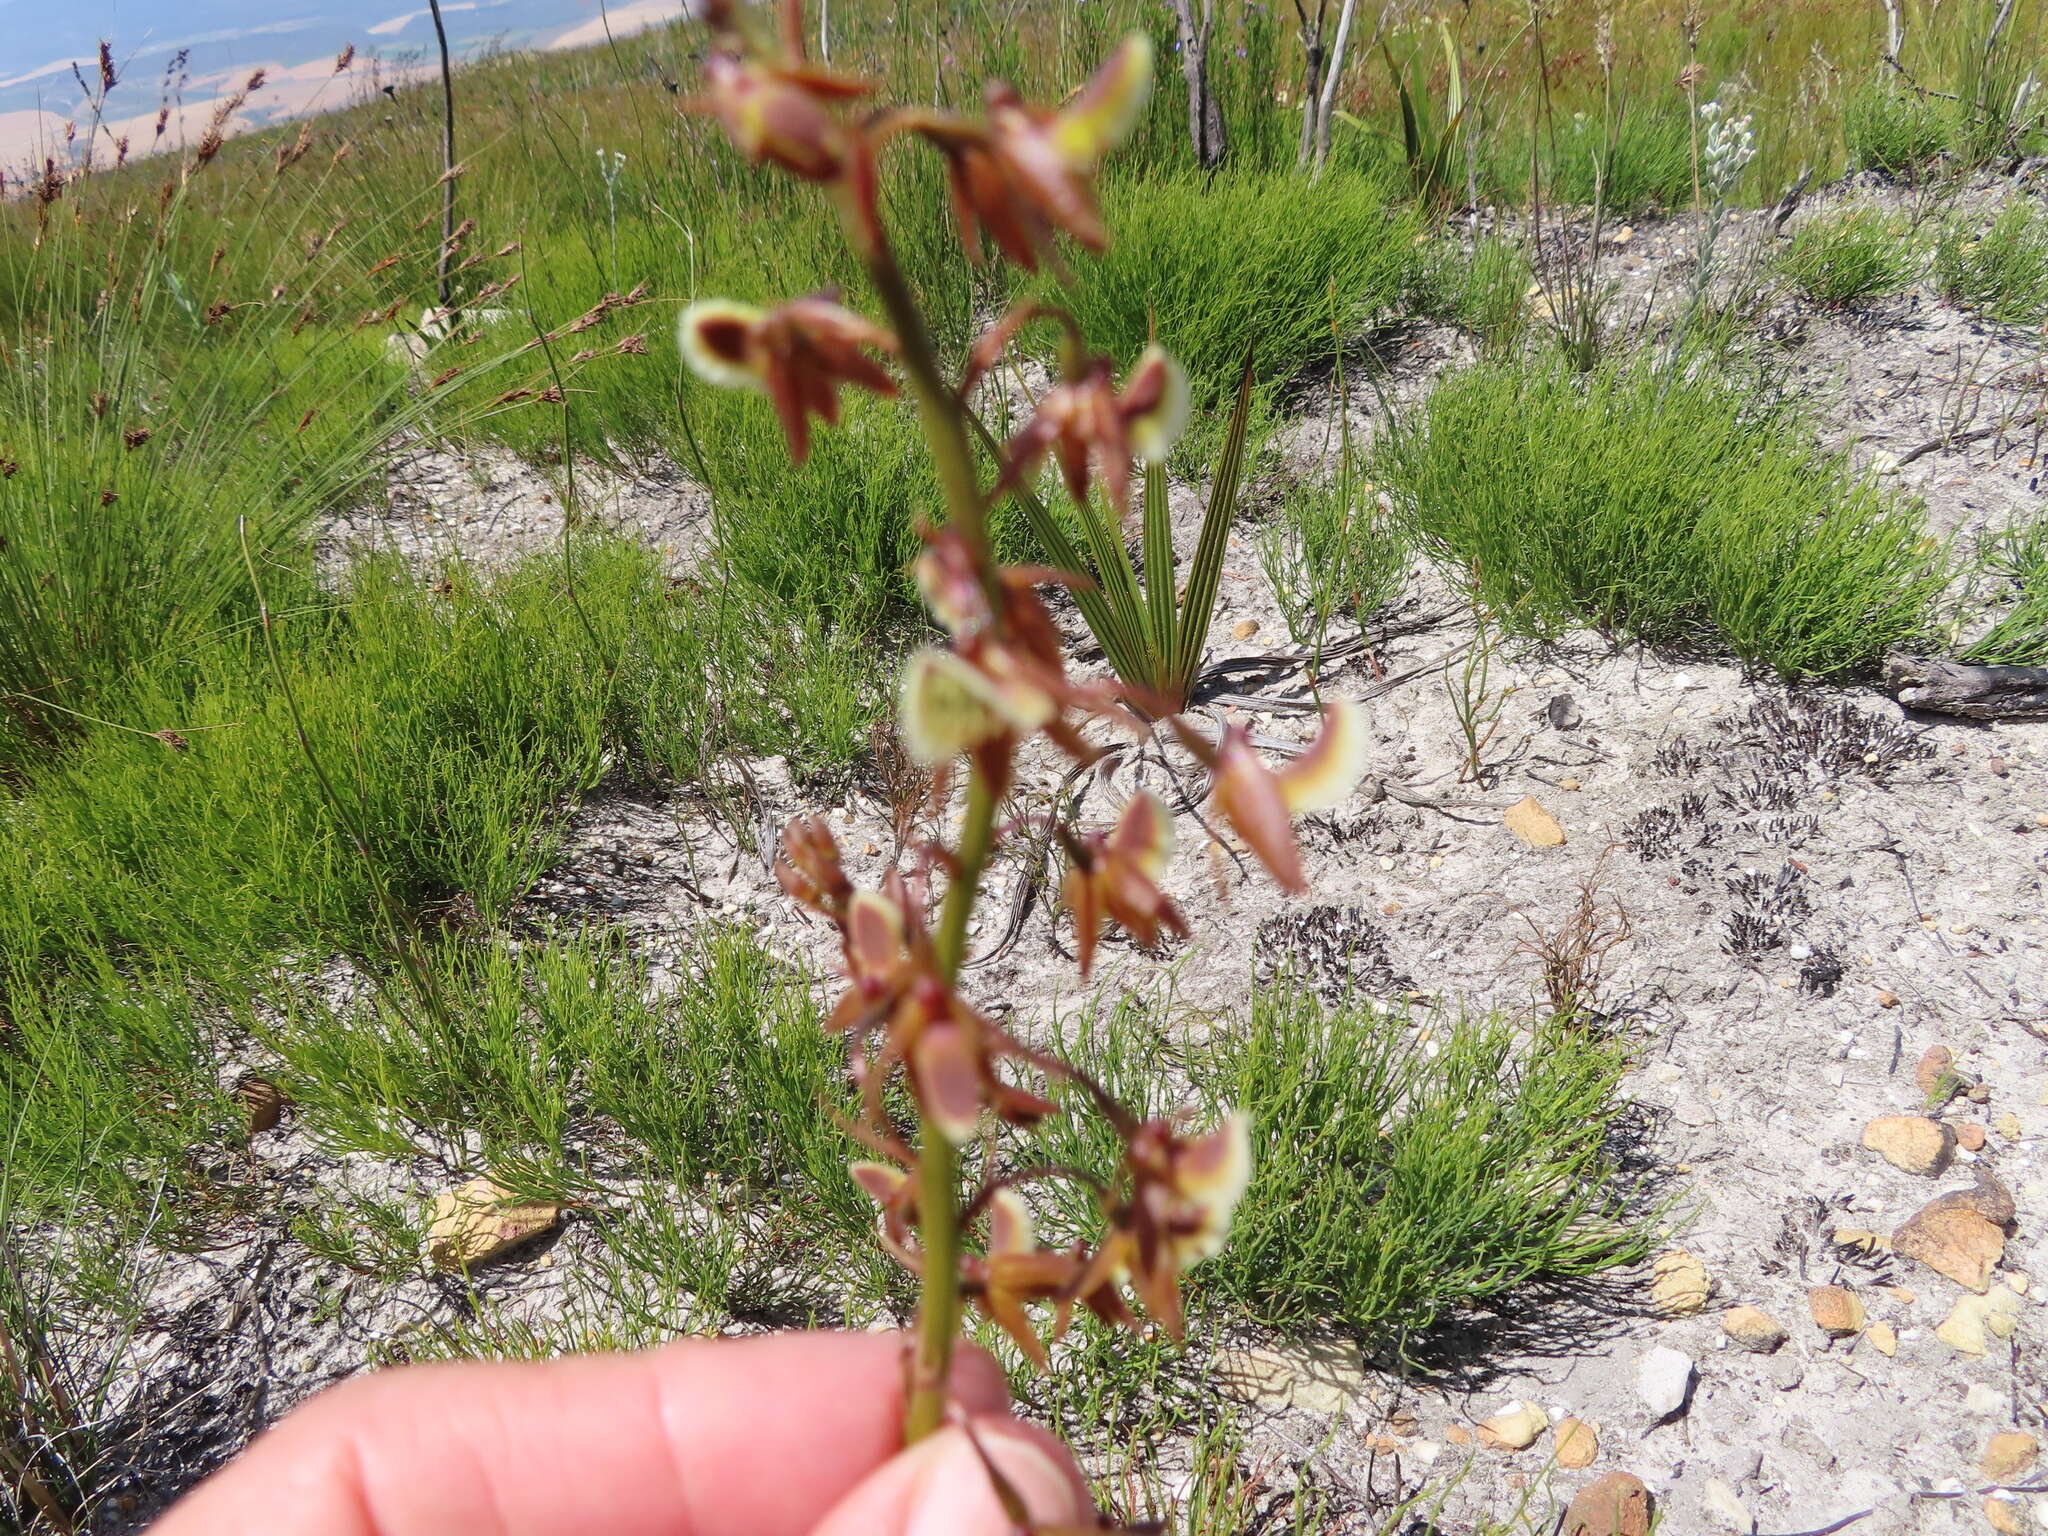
[1309,0,1360,174]
[1167,0,1229,168]
[427,0,458,310]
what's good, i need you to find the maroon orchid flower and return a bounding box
[679,293,897,461]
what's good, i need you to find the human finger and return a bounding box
[809,1415,1093,1536]
[154,1330,1010,1536]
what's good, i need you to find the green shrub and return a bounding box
[1370,356,1947,676]
[1052,170,1425,404]
[1844,77,1959,178]
[684,385,938,637]
[1936,199,2048,325]
[1036,989,1656,1356]
[0,539,882,983]
[1418,234,1532,358]
[1963,517,2048,666]
[1542,102,1695,214]
[1260,472,1409,653]
[1775,206,1920,306]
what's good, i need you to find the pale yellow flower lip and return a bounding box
[898,647,1053,766]
[1174,1109,1253,1265]
[1279,698,1371,815]
[1125,346,1190,464]
[678,299,768,391]
[1050,34,1154,170]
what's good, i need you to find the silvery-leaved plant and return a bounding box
[677,0,1370,1525]
[1698,97,1756,197]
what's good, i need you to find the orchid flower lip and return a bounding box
[1126,346,1190,463]
[677,299,768,390]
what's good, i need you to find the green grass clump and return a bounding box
[0,538,885,981]
[1963,518,2048,666]
[271,933,870,1220]
[685,386,940,638]
[1540,100,1696,215]
[1775,206,1920,307]
[1039,989,1654,1357]
[1371,356,1947,676]
[1844,76,1961,178]
[1936,199,2048,326]
[1260,472,1409,654]
[1053,170,1425,405]
[1418,234,1532,358]
[1208,995,1653,1351]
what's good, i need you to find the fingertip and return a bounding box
[810,1416,1092,1536]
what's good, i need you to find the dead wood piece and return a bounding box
[1886,655,2048,719]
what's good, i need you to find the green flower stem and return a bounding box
[858,242,991,568]
[851,217,1000,1445]
[905,757,998,1444]
[903,1131,961,1443]
[934,759,997,979]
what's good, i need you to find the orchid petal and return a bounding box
[1061,862,1103,978]
[1123,346,1190,463]
[844,889,906,977]
[898,649,1013,765]
[899,647,1053,765]
[1050,35,1154,170]
[849,1160,908,1204]
[988,1186,1035,1255]
[1106,790,1175,880]
[1278,698,1371,814]
[1170,1110,1253,1264]
[1212,725,1306,892]
[912,1022,985,1144]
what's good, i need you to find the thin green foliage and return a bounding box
[1936,198,2048,325]
[1418,233,1533,358]
[1539,99,1695,215]
[1363,22,1468,215]
[1035,988,1656,1355]
[1052,171,1424,405]
[1372,355,1948,676]
[1776,205,1920,307]
[1963,517,2048,665]
[0,1200,158,1535]
[1844,75,1962,178]
[1260,474,1408,662]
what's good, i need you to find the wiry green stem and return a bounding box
[934,761,998,979]
[904,760,997,1441]
[902,1132,960,1443]
[849,212,999,1446]
[857,238,990,566]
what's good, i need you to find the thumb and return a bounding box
[809,1416,1093,1536]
